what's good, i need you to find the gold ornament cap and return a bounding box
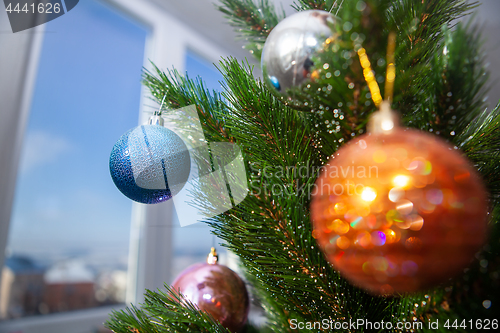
[207,247,218,265]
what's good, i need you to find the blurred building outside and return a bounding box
[0,255,127,320]
[0,256,44,319]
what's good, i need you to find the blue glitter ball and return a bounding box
[109,125,191,204]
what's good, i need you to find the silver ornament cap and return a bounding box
[148,111,164,126]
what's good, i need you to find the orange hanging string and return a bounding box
[357,32,397,107]
[385,32,396,102]
[357,47,383,107]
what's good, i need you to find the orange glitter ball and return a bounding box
[310,128,488,295]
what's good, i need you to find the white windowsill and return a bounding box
[0,304,126,333]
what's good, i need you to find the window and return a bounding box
[185,50,225,92]
[0,0,243,331]
[171,50,228,280]
[1,0,147,321]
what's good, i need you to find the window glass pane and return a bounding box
[171,50,228,280]
[185,50,225,92]
[1,0,147,320]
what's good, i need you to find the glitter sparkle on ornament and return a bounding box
[109,125,190,204]
[311,128,488,295]
[172,249,249,332]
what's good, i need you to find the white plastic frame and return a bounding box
[0,0,233,332]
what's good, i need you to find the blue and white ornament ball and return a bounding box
[109,124,190,204]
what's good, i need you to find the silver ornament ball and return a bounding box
[261,10,337,110]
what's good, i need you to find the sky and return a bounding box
[7,0,227,267]
[8,0,147,263]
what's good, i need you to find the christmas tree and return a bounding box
[106,0,500,332]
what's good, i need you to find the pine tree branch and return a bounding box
[415,204,500,332]
[106,285,230,333]
[217,0,284,58]
[106,1,500,332]
[400,21,488,141]
[457,102,500,202]
[291,0,336,12]
[143,63,232,143]
[244,0,479,150]
[200,58,426,330]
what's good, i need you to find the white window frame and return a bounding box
[0,0,234,332]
